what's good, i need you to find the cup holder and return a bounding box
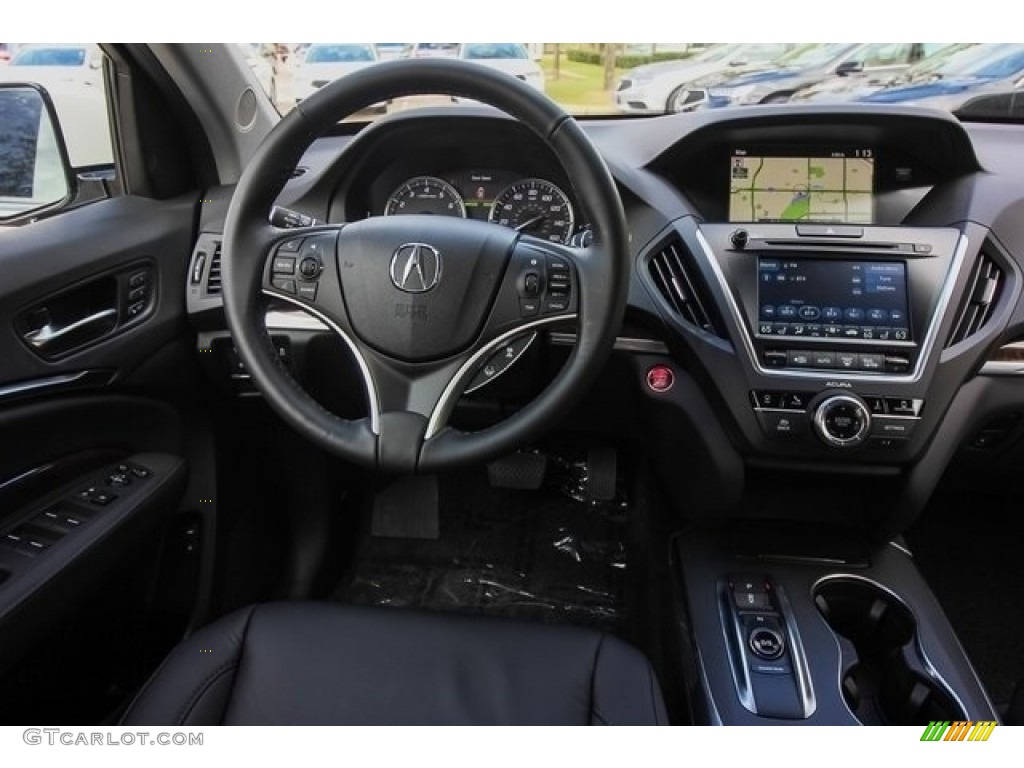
[814,577,966,725]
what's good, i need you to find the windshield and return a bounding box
[239,43,1022,120]
[462,44,528,60]
[930,43,1024,78]
[775,43,852,69]
[305,44,376,63]
[12,47,86,66]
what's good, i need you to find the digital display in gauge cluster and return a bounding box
[383,169,577,244]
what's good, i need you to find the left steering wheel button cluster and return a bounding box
[272,256,296,275]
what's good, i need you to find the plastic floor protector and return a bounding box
[336,452,629,633]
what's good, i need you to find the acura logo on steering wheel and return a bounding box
[390,243,442,293]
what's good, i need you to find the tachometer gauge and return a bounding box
[489,179,575,244]
[384,176,466,217]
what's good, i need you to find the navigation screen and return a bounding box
[729,148,874,224]
[757,259,911,342]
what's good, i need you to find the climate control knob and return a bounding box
[813,394,871,448]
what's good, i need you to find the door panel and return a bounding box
[0,191,203,722]
[0,194,195,390]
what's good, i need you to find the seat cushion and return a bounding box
[122,602,668,725]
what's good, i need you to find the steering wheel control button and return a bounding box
[277,238,303,253]
[523,272,540,296]
[749,627,786,660]
[298,257,322,280]
[519,298,540,317]
[813,394,871,448]
[645,365,674,393]
[297,283,318,301]
[466,333,536,393]
[272,256,296,275]
[272,278,297,294]
[543,298,569,314]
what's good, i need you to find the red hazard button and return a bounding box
[646,365,674,392]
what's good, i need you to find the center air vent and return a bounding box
[946,249,1004,348]
[647,236,720,336]
[206,241,223,295]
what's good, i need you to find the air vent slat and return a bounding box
[206,242,223,295]
[647,236,720,336]
[946,249,1003,348]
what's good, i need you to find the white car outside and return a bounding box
[458,44,544,92]
[614,43,793,114]
[292,43,379,106]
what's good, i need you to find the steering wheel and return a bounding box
[222,59,629,472]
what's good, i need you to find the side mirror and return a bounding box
[0,83,74,223]
[955,91,1024,121]
[835,60,864,77]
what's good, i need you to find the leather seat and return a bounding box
[121,602,668,725]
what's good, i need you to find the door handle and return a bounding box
[23,308,117,350]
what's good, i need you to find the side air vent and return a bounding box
[647,236,720,336]
[206,241,223,295]
[946,250,1003,347]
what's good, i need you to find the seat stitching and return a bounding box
[175,605,257,725]
[589,633,607,725]
[175,663,240,725]
[647,663,664,725]
[220,602,258,722]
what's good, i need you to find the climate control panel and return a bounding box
[751,389,923,452]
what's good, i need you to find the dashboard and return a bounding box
[187,103,1024,530]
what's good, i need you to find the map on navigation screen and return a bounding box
[728,149,874,224]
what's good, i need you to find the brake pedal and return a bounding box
[487,450,548,490]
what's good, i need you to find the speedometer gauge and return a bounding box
[489,179,575,244]
[384,176,466,218]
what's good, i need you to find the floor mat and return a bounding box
[906,487,1024,707]
[335,453,629,633]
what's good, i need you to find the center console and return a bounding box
[673,526,999,725]
[647,218,1007,468]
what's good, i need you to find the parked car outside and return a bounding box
[694,42,868,108]
[792,43,976,103]
[458,43,544,92]
[858,43,1024,110]
[410,42,459,59]
[614,43,795,114]
[375,43,410,61]
[292,43,379,106]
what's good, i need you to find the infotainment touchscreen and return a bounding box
[757,259,911,342]
[729,148,874,224]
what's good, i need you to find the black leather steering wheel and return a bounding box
[222,59,629,472]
